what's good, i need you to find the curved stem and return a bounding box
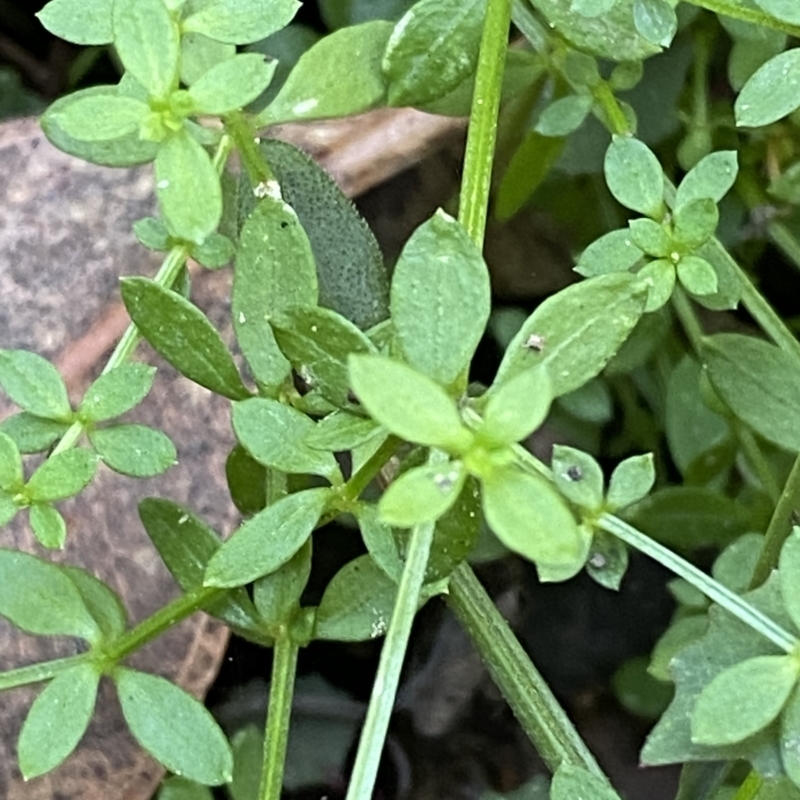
[0,653,89,691]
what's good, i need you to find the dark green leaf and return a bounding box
[271,306,377,407]
[48,94,148,142]
[37,0,113,44]
[63,565,128,641]
[691,655,799,745]
[481,466,584,576]
[29,503,67,549]
[0,349,71,421]
[225,444,267,516]
[551,763,622,800]
[348,355,472,451]
[253,539,312,626]
[575,228,644,277]
[155,129,222,245]
[18,664,100,779]
[0,549,100,640]
[315,555,398,641]
[116,667,233,785]
[112,0,179,98]
[586,532,629,590]
[232,397,340,480]
[391,209,491,386]
[0,413,70,454]
[0,431,22,490]
[204,488,329,587]
[736,49,800,127]
[233,194,318,389]
[89,424,176,477]
[187,53,276,114]
[182,0,300,44]
[79,363,156,422]
[379,460,466,526]
[121,277,249,400]
[604,135,664,217]
[479,366,552,446]
[260,21,392,123]
[258,138,389,330]
[26,448,98,502]
[494,272,647,396]
[703,333,800,452]
[551,445,604,509]
[675,151,738,209]
[383,0,485,107]
[606,453,655,509]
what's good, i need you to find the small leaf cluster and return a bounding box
[0,350,174,547]
[578,141,739,311]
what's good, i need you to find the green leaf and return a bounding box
[379,460,466,526]
[233,194,318,389]
[0,431,23,490]
[29,503,67,549]
[180,33,236,87]
[348,355,472,451]
[121,277,249,400]
[0,349,71,421]
[534,0,661,61]
[37,0,113,44]
[633,0,676,47]
[713,533,764,594]
[535,94,594,137]
[158,776,215,800]
[112,0,179,99]
[41,85,159,168]
[781,686,800,788]
[356,502,404,581]
[271,306,377,407]
[225,444,267,516]
[204,488,328,587]
[303,411,380,451]
[0,491,18,526]
[182,0,300,44]
[639,258,675,311]
[780,529,800,633]
[0,413,70,454]
[47,94,148,142]
[586,532,629,590]
[628,218,672,257]
[0,549,101,640]
[575,228,644,277]
[18,664,100,779]
[691,655,799,745]
[675,151,738,210]
[604,135,664,217]
[89,424,176,477]
[138,498,269,644]
[551,445,604,509]
[649,615,708,682]
[257,138,389,330]
[481,466,583,575]
[260,21,392,123]
[134,217,172,251]
[314,555,398,641]
[391,209,491,386]
[252,539,311,626]
[570,0,617,15]
[116,668,233,785]
[673,198,719,251]
[479,366,553,447]
[551,763,622,800]
[677,255,718,297]
[383,0,485,107]
[703,333,800,453]
[79,363,156,422]
[155,129,222,244]
[606,453,655,509]
[231,397,340,480]
[63,566,128,641]
[736,49,800,127]
[26,448,98,502]
[753,0,800,24]
[494,272,647,397]
[190,232,235,269]
[187,53,276,114]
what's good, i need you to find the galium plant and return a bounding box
[6,0,800,797]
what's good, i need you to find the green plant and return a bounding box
[8,0,800,797]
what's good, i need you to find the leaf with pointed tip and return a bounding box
[37,0,113,44]
[182,0,300,44]
[79,363,155,422]
[0,349,71,421]
[89,424,176,477]
[26,448,98,502]
[29,503,67,549]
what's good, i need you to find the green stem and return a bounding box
[0,653,89,691]
[51,133,235,457]
[447,563,611,782]
[734,422,781,504]
[226,110,275,185]
[459,0,513,246]
[685,0,800,38]
[598,513,797,652]
[593,81,630,137]
[345,517,437,799]
[258,633,298,800]
[732,770,763,800]
[339,436,402,506]
[671,288,705,355]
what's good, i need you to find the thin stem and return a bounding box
[598,513,797,652]
[448,563,611,783]
[593,81,630,137]
[0,653,88,691]
[685,0,800,38]
[734,422,781,505]
[258,633,298,800]
[339,435,402,506]
[671,287,705,355]
[226,110,275,185]
[345,518,437,799]
[458,0,513,245]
